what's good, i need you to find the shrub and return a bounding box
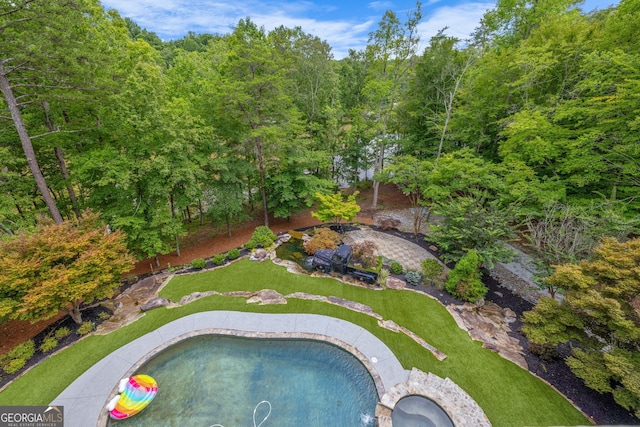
[247,226,277,249]
[288,230,304,240]
[54,327,71,339]
[445,249,487,302]
[191,258,206,269]
[405,271,422,286]
[77,321,94,335]
[4,358,26,375]
[352,241,379,268]
[421,259,445,285]
[227,248,240,260]
[39,337,59,353]
[98,311,111,321]
[356,180,373,191]
[303,227,341,255]
[8,340,35,360]
[389,261,403,275]
[375,256,383,273]
[212,253,226,266]
[377,269,389,288]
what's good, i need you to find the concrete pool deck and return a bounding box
[51,311,409,427]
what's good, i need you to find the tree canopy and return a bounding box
[1,6,640,415]
[311,191,361,224]
[0,211,134,324]
[523,237,640,417]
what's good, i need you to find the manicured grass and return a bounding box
[0,259,589,426]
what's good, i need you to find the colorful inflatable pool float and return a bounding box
[107,375,158,420]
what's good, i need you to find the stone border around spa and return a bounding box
[52,312,409,427]
[376,368,492,427]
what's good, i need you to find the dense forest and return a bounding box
[2,0,640,417]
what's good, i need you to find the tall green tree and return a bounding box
[376,155,433,234]
[481,0,583,45]
[0,0,115,224]
[213,19,304,227]
[205,160,250,238]
[338,50,368,113]
[267,146,333,220]
[76,39,206,261]
[399,31,475,160]
[271,27,337,142]
[364,3,422,208]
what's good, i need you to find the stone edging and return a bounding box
[376,368,492,427]
[96,328,387,427]
[167,287,448,362]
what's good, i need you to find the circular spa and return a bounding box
[106,335,379,426]
[391,395,454,427]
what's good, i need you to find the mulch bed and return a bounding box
[0,305,113,391]
[375,226,638,426]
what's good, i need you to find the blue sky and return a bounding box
[100,0,620,59]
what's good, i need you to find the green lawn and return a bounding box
[0,259,589,426]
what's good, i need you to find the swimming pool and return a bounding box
[107,335,379,426]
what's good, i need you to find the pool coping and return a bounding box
[51,311,409,427]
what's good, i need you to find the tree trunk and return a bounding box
[198,198,204,226]
[0,222,14,235]
[371,138,385,209]
[372,180,380,210]
[0,63,63,224]
[436,57,472,162]
[69,304,83,325]
[42,101,82,219]
[254,139,269,227]
[436,93,453,161]
[175,236,181,257]
[54,146,82,219]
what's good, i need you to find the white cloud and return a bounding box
[417,2,494,46]
[100,0,496,59]
[368,1,395,10]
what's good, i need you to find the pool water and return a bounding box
[275,239,313,270]
[391,395,454,427]
[108,335,379,426]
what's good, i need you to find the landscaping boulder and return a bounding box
[250,248,269,262]
[276,233,291,244]
[448,302,528,369]
[140,297,169,312]
[247,289,286,305]
[386,276,406,290]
